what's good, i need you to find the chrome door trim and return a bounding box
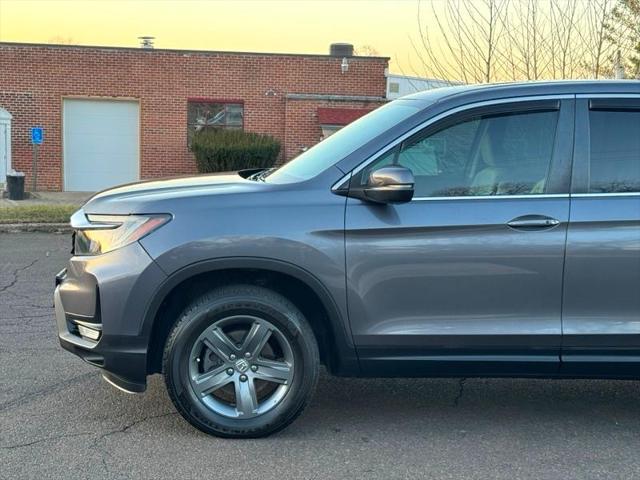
[332,94,574,193]
[412,194,570,202]
[572,192,640,198]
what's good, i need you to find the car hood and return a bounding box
[81,172,269,214]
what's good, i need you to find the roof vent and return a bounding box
[330,43,354,57]
[138,36,155,49]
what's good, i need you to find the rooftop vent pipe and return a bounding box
[138,36,155,49]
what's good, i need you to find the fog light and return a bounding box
[76,323,101,341]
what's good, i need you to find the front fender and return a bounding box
[140,256,360,376]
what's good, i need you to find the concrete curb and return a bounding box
[0,223,71,233]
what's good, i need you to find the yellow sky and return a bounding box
[0,0,426,73]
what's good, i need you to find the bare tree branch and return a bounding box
[410,0,628,82]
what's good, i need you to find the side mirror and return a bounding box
[361,166,414,204]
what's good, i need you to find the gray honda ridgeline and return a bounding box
[55,81,640,438]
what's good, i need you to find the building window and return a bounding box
[388,82,400,94]
[320,125,342,139]
[187,100,243,144]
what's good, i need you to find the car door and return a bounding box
[561,95,640,376]
[344,97,575,376]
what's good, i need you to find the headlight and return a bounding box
[72,213,171,256]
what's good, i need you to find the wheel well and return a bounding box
[147,268,338,375]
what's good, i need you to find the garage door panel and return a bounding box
[64,99,139,192]
[66,135,137,156]
[66,117,139,135]
[65,174,128,192]
[67,160,139,174]
[65,100,138,117]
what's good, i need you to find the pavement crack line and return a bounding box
[8,302,53,311]
[0,372,95,413]
[1,432,93,450]
[2,412,176,453]
[92,411,178,445]
[1,312,53,324]
[453,378,467,407]
[0,259,39,295]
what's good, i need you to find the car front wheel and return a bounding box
[163,284,320,438]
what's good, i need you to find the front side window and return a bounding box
[363,108,559,198]
[187,101,243,145]
[588,109,640,193]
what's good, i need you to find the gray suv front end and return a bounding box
[55,212,168,392]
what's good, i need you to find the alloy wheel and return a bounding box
[188,315,294,419]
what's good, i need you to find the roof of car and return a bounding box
[403,80,640,104]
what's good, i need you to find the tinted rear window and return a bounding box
[589,109,640,193]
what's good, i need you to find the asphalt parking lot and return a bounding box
[2,232,640,479]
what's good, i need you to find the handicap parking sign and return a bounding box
[31,127,43,145]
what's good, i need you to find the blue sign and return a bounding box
[31,127,43,145]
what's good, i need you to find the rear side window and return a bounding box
[589,109,640,193]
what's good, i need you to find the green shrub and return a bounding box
[191,129,281,173]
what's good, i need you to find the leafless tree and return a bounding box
[48,36,77,45]
[410,0,510,83]
[607,0,640,78]
[579,0,619,78]
[409,0,633,82]
[354,45,380,56]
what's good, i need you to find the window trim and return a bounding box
[572,192,640,198]
[588,98,640,111]
[187,97,245,104]
[572,94,640,195]
[186,99,245,143]
[411,193,570,201]
[333,95,574,199]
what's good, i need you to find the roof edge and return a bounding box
[0,41,391,61]
[286,93,387,102]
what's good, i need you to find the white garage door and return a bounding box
[64,99,139,191]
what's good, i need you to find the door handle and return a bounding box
[507,215,560,230]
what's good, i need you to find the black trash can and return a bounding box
[6,171,25,200]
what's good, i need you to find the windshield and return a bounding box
[265,101,423,183]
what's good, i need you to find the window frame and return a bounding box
[340,96,575,200]
[571,95,640,196]
[186,98,244,145]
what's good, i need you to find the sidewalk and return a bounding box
[0,191,92,208]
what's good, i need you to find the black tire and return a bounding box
[162,284,320,438]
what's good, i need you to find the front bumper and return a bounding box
[54,241,167,393]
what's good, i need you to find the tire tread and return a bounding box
[162,284,319,438]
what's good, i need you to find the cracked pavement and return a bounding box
[2,233,640,479]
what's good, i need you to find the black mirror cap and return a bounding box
[363,166,414,204]
[334,166,415,204]
[367,166,415,188]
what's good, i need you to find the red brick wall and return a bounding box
[283,98,385,162]
[0,43,388,191]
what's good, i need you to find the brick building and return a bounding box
[0,42,388,191]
